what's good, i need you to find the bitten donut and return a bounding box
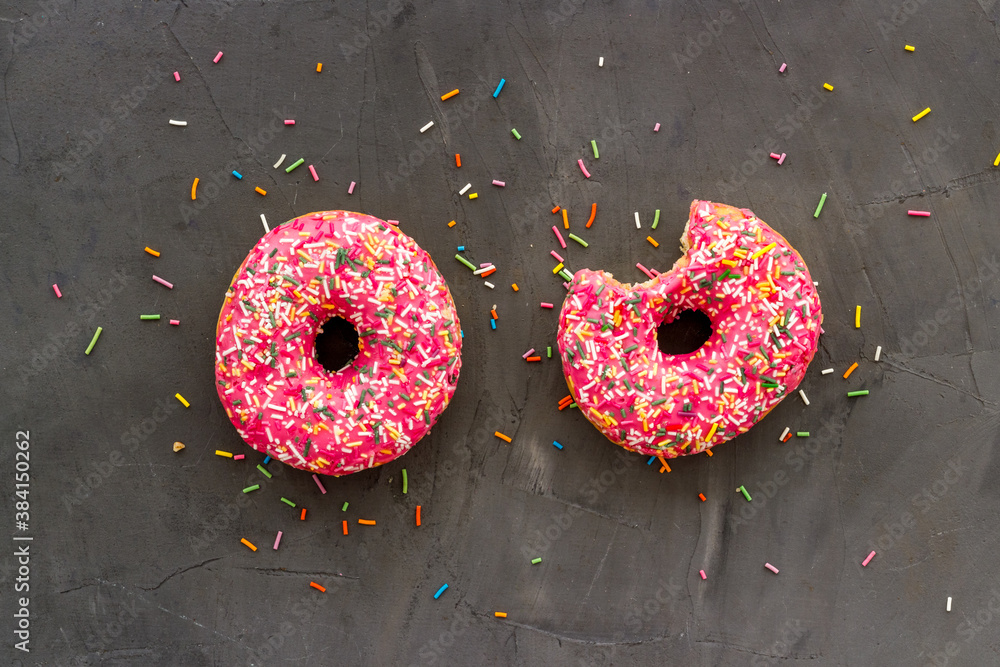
[557,200,822,458]
[215,211,462,476]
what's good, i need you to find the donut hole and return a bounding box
[314,316,361,372]
[656,309,713,355]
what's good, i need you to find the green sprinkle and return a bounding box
[455,254,477,270]
[402,468,408,494]
[280,497,297,507]
[652,209,660,230]
[84,327,103,355]
[242,485,260,493]
[652,398,668,406]
[813,192,828,218]
[285,158,305,173]
[511,128,521,140]
[531,557,542,565]
[568,233,588,247]
[342,502,349,511]
[140,314,160,320]
[360,329,377,336]
[559,269,574,282]
[257,464,272,478]
[739,485,752,502]
[547,346,552,358]
[847,390,870,397]
[796,432,810,437]
[591,139,599,159]
[623,344,638,353]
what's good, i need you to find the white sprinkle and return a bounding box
[947,597,952,612]
[634,212,641,229]
[821,368,834,375]
[473,265,495,275]
[874,345,882,361]
[459,183,472,195]
[420,121,435,133]
[779,427,790,441]
[598,56,604,67]
[260,214,269,233]
[799,390,810,405]
[169,119,187,126]
[484,281,495,289]
[273,154,286,169]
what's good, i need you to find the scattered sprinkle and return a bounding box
[823,83,834,91]
[843,362,859,379]
[310,581,326,592]
[765,562,780,574]
[153,275,174,289]
[441,89,459,101]
[862,550,876,567]
[169,119,187,127]
[433,584,449,599]
[240,538,257,551]
[511,128,521,140]
[84,327,103,355]
[578,159,591,178]
[52,284,62,298]
[847,390,870,397]
[213,51,223,64]
[908,210,931,217]
[813,192,827,218]
[495,431,512,443]
[420,121,435,133]
[531,557,542,564]
[912,107,931,122]
[175,393,190,408]
[493,78,506,98]
[875,345,882,362]
[273,531,282,550]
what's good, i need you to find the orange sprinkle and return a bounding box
[558,401,573,411]
[448,220,457,227]
[491,309,499,320]
[558,395,573,405]
[586,202,597,228]
[783,433,794,442]
[526,356,541,362]
[255,186,267,196]
[551,206,561,214]
[310,581,327,592]
[240,538,257,551]
[455,154,461,167]
[191,177,199,200]
[441,89,460,101]
[562,208,569,229]
[416,505,422,526]
[843,362,859,379]
[657,456,671,473]
[494,612,508,618]
[647,236,659,248]
[494,431,512,443]
[481,268,496,277]
[144,246,160,257]
[300,508,307,520]
[316,63,323,73]
[342,520,348,535]
[698,493,707,502]
[511,283,519,291]
[358,519,376,526]
[705,449,714,457]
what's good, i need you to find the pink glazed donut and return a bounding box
[557,200,822,458]
[215,211,462,476]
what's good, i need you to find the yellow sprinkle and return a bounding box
[855,305,861,328]
[553,262,564,274]
[904,45,915,51]
[215,450,234,458]
[175,393,190,408]
[993,152,1000,167]
[912,107,931,122]
[448,220,456,227]
[494,612,508,618]
[751,242,777,260]
[469,193,478,199]
[707,422,719,441]
[823,83,834,91]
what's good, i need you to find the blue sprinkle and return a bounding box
[232,171,243,179]
[263,456,271,464]
[433,583,449,599]
[552,441,564,450]
[460,329,464,338]
[490,319,496,330]
[493,78,506,98]
[457,246,465,251]
[647,456,656,465]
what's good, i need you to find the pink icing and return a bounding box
[215,211,462,476]
[557,200,822,458]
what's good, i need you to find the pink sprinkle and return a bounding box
[348,181,356,194]
[152,275,173,289]
[169,319,180,326]
[577,159,591,179]
[52,284,62,298]
[492,179,506,187]
[213,51,223,64]
[312,473,327,494]
[233,454,245,460]
[522,348,535,359]
[764,562,780,574]
[699,570,707,580]
[387,220,399,226]
[653,123,661,132]
[908,210,931,217]
[273,531,283,550]
[862,550,876,567]
[777,153,786,165]
[552,226,567,249]
[308,165,319,181]
[540,302,554,309]
[636,263,655,279]
[173,71,181,82]
[550,250,564,262]
[770,153,781,160]
[479,262,492,268]
[284,120,295,125]
[779,63,787,73]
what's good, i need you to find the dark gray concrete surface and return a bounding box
[3,0,1000,665]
